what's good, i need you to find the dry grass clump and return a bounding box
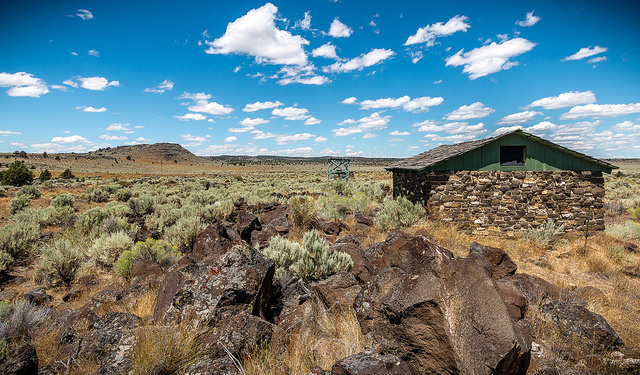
[242,299,363,374]
[131,323,202,375]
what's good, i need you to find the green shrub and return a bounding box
[50,193,75,208]
[0,160,34,186]
[606,221,640,240]
[0,251,13,273]
[374,196,425,232]
[102,201,130,218]
[628,206,640,221]
[90,231,134,268]
[39,169,52,182]
[35,238,84,286]
[102,216,131,234]
[75,208,107,236]
[59,168,75,180]
[164,217,204,251]
[0,220,40,261]
[9,195,30,215]
[523,219,565,245]
[262,229,353,281]
[12,206,76,228]
[114,239,182,278]
[115,187,132,202]
[85,185,111,202]
[0,187,7,197]
[17,185,41,199]
[128,196,155,216]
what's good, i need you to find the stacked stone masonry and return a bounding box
[392,170,605,233]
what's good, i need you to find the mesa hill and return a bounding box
[91,143,201,164]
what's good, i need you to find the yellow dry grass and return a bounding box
[242,299,363,374]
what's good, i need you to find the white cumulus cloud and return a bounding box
[243,101,283,112]
[314,136,328,143]
[76,106,107,113]
[272,106,310,120]
[240,117,270,126]
[333,112,391,137]
[323,48,395,73]
[204,3,309,66]
[560,103,640,120]
[497,110,542,125]
[51,135,92,144]
[389,131,410,136]
[304,117,321,125]
[0,72,49,97]
[515,11,540,27]
[445,38,536,79]
[341,97,358,105]
[312,43,338,59]
[525,91,597,109]
[106,123,132,132]
[145,80,174,93]
[175,113,207,121]
[295,11,312,30]
[446,102,495,121]
[562,46,607,61]
[76,9,93,20]
[225,136,238,143]
[71,76,119,91]
[328,18,352,38]
[405,15,470,46]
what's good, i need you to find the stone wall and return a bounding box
[392,170,605,233]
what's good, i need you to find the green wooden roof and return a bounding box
[386,130,617,173]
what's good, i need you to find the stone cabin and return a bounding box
[386,130,617,233]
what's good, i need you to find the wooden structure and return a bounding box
[328,158,351,182]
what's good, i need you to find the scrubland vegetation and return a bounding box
[0,161,638,374]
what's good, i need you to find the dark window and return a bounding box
[500,146,526,166]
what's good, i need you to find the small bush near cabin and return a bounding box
[374,196,425,232]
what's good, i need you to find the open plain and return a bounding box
[0,146,639,374]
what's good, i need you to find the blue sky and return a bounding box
[1,0,639,158]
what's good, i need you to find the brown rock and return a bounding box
[495,279,528,321]
[20,287,53,307]
[540,300,624,353]
[331,352,412,375]
[311,272,361,309]
[201,312,281,358]
[468,242,518,279]
[193,222,232,256]
[154,241,274,325]
[236,210,262,243]
[355,231,531,375]
[0,343,38,375]
[182,356,242,375]
[330,242,367,282]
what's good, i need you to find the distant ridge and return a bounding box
[90,143,200,163]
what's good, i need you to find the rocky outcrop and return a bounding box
[331,352,412,375]
[354,231,531,374]
[0,343,38,375]
[154,241,275,325]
